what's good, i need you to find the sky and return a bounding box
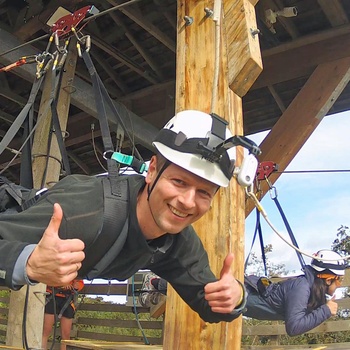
[245,110,350,274]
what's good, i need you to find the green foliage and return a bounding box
[332,225,350,256]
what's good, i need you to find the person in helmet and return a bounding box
[0,110,259,323]
[243,249,347,336]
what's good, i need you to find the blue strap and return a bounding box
[245,208,268,276]
[271,190,306,269]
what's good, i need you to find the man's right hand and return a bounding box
[26,203,85,286]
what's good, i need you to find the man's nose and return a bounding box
[179,188,196,208]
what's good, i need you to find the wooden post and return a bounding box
[6,40,78,349]
[162,1,261,349]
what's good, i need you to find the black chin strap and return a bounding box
[147,160,170,201]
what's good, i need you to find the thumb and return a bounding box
[220,253,234,279]
[44,203,63,239]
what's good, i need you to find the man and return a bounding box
[0,110,256,323]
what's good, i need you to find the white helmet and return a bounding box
[153,110,260,187]
[311,250,347,276]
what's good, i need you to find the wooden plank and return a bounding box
[163,0,247,349]
[224,0,263,96]
[64,340,163,349]
[77,317,163,329]
[245,56,350,216]
[75,332,162,344]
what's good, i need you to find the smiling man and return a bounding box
[0,110,253,323]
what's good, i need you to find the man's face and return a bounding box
[145,156,219,234]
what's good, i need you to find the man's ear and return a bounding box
[145,156,157,184]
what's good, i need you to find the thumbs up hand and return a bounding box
[204,253,244,313]
[327,295,338,316]
[26,203,85,286]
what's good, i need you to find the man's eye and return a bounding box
[199,190,211,198]
[173,179,185,185]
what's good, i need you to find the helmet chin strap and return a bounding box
[147,159,171,201]
[145,160,171,235]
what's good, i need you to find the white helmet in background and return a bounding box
[311,249,347,276]
[152,110,260,187]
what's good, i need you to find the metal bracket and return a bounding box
[256,161,278,181]
[51,5,96,37]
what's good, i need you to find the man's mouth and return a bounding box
[169,205,188,218]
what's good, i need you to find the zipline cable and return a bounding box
[246,186,350,263]
[0,0,143,58]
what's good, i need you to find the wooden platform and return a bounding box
[62,341,350,350]
[63,340,163,350]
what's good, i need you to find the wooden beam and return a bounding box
[91,36,159,85]
[245,56,350,217]
[317,0,349,27]
[107,0,176,53]
[225,0,263,97]
[253,26,350,89]
[163,0,261,349]
[108,11,165,81]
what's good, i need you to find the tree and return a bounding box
[331,225,350,256]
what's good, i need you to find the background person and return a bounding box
[244,250,347,336]
[42,279,84,350]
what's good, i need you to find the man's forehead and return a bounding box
[162,162,219,190]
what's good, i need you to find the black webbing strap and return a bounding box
[0,75,44,156]
[271,190,306,269]
[245,208,268,276]
[81,50,143,164]
[79,176,130,279]
[81,50,120,181]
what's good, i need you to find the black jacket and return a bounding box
[0,174,244,323]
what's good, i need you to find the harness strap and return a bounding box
[79,176,130,279]
[0,75,44,156]
[245,208,268,276]
[271,192,306,269]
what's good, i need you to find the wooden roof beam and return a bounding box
[246,56,350,216]
[91,36,159,84]
[107,0,176,53]
[317,0,349,27]
[108,11,166,81]
[253,25,350,89]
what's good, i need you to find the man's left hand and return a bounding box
[204,253,243,313]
